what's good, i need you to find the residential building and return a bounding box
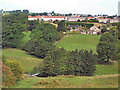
[28,16,65,21]
[67,16,86,21]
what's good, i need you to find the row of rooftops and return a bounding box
[28,15,120,20]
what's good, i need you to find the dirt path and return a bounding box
[94,74,119,78]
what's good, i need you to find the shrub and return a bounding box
[5,60,24,80]
[2,62,17,87]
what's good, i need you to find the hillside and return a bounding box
[12,61,119,88]
[2,48,43,73]
[55,35,101,53]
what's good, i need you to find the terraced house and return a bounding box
[28,16,66,21]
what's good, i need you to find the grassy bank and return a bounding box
[2,48,43,73]
[11,61,118,88]
[55,35,101,53]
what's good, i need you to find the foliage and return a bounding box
[39,48,96,77]
[2,13,27,48]
[3,48,42,73]
[2,62,17,87]
[97,32,118,62]
[57,20,67,32]
[5,60,24,80]
[88,19,98,22]
[66,22,94,29]
[101,27,107,33]
[30,23,59,43]
[24,39,55,58]
[57,31,63,41]
[24,23,59,58]
[27,20,39,31]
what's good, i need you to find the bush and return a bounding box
[2,62,17,87]
[5,60,24,80]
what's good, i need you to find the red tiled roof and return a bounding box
[105,18,110,19]
[28,16,65,18]
[88,17,93,19]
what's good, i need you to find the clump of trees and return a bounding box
[57,20,67,32]
[97,32,118,63]
[24,23,59,58]
[2,13,28,48]
[34,48,96,77]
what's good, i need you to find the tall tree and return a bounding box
[2,13,27,48]
[57,20,67,32]
[97,32,118,62]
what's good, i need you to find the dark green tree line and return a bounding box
[36,48,96,77]
[2,13,27,48]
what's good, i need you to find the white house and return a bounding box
[90,26,101,32]
[67,16,86,21]
[28,16,41,21]
[41,16,65,21]
[28,16,65,21]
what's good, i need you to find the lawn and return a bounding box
[55,34,101,53]
[2,48,43,73]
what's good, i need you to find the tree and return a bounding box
[57,20,67,32]
[30,23,59,43]
[27,20,39,31]
[101,27,107,33]
[24,39,55,58]
[97,32,118,62]
[38,48,96,77]
[2,13,27,48]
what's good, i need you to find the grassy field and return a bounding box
[95,62,118,75]
[11,61,118,88]
[12,74,118,88]
[2,48,43,73]
[3,33,119,88]
[55,35,101,53]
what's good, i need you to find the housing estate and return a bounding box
[28,16,66,21]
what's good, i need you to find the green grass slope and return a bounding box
[95,62,118,75]
[13,74,118,88]
[12,61,118,88]
[2,48,43,73]
[55,35,101,53]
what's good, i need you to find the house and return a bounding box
[28,16,65,21]
[41,16,65,21]
[68,25,82,31]
[28,16,41,21]
[89,26,101,34]
[67,16,86,21]
[88,17,94,20]
[98,18,110,23]
[90,26,101,32]
[110,17,120,23]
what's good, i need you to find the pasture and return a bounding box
[12,61,119,88]
[55,34,101,53]
[2,48,43,73]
